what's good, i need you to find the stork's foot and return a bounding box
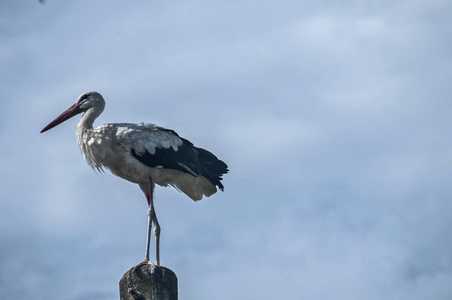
[131,259,157,274]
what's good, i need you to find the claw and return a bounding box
[131,259,157,274]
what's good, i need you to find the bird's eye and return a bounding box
[78,95,92,107]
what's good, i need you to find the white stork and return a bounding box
[40,91,228,267]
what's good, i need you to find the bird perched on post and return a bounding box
[40,91,228,266]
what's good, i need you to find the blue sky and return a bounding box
[1,0,452,299]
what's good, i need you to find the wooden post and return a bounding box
[119,264,178,300]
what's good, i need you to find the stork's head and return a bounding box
[40,91,105,133]
[75,91,105,112]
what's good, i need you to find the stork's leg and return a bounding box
[132,178,158,273]
[132,190,156,273]
[143,177,161,266]
[144,176,154,261]
[144,204,153,262]
[138,178,156,270]
[148,178,161,266]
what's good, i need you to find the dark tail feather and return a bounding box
[196,147,229,191]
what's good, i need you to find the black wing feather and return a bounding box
[131,135,228,191]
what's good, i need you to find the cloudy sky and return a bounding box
[1,0,452,299]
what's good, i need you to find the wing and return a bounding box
[115,122,228,190]
[115,122,183,155]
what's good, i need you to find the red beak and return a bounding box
[40,103,83,133]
